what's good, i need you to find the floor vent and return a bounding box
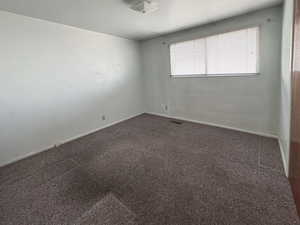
[170,120,183,125]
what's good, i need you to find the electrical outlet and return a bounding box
[102,115,106,121]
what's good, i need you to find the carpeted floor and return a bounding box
[0,114,299,225]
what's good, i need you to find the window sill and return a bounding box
[170,73,260,78]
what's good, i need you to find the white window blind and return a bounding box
[170,27,259,77]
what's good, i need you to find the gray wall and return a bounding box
[141,6,282,137]
[0,11,144,166]
[279,0,294,175]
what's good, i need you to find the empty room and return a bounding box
[1,0,300,224]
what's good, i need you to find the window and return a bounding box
[170,27,259,77]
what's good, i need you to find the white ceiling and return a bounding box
[0,0,282,40]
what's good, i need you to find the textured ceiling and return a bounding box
[0,0,282,40]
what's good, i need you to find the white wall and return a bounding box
[141,6,282,137]
[279,0,294,176]
[0,6,286,167]
[0,11,144,166]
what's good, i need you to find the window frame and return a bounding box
[169,26,261,78]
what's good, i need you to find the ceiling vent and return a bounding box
[130,0,159,14]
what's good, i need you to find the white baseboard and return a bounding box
[1,112,144,167]
[1,151,44,168]
[55,112,144,148]
[148,112,291,177]
[1,111,280,168]
[278,139,289,177]
[147,112,278,139]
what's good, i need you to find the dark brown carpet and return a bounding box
[0,113,299,225]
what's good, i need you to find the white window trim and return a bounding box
[169,73,260,78]
[169,26,261,78]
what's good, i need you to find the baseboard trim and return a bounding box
[55,112,144,148]
[1,112,144,167]
[1,111,279,167]
[147,112,278,139]
[278,139,289,177]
